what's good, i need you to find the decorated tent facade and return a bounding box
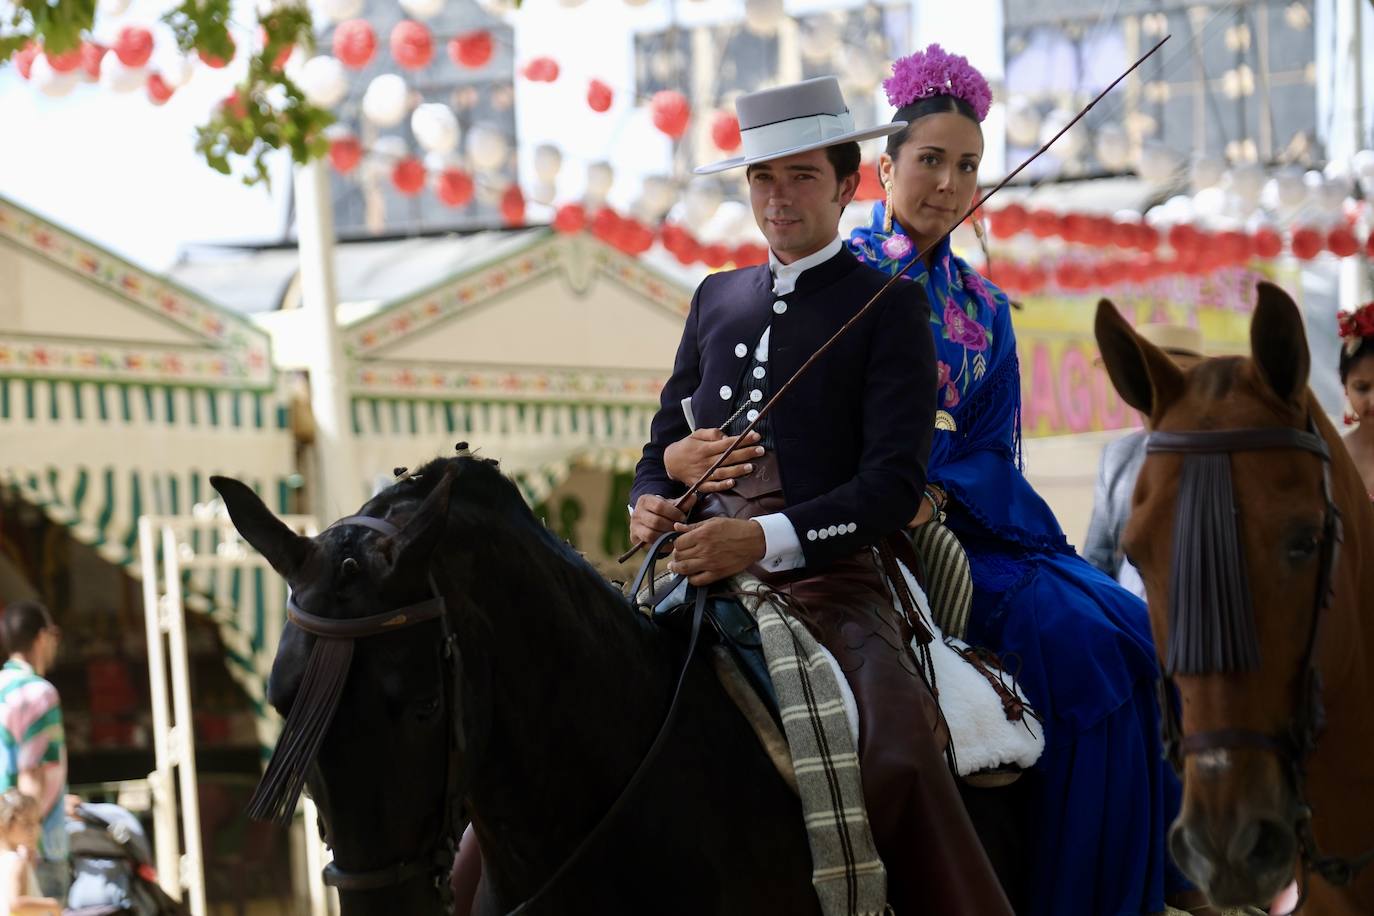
[0,195,299,754]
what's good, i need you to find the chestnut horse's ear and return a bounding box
[1094,298,1186,420]
[382,463,459,582]
[1250,281,1310,405]
[211,476,315,581]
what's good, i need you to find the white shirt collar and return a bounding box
[768,236,843,296]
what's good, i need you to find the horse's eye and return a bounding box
[414,696,441,721]
[1287,535,1320,561]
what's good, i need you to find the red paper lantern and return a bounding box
[146,73,175,105]
[553,203,587,233]
[1216,230,1249,266]
[328,135,363,174]
[711,112,741,152]
[1253,228,1283,259]
[80,42,107,79]
[14,44,38,80]
[1108,221,1137,249]
[1328,226,1359,259]
[501,185,526,226]
[1027,210,1059,239]
[733,243,768,267]
[521,56,560,83]
[622,220,655,255]
[1291,226,1324,260]
[333,19,377,70]
[1060,213,1089,244]
[673,237,701,266]
[698,243,728,269]
[436,168,474,207]
[45,46,84,73]
[448,31,492,69]
[1132,223,1160,252]
[1167,223,1197,252]
[990,204,1028,239]
[590,207,622,242]
[390,20,434,70]
[114,26,154,68]
[651,90,691,140]
[198,35,235,68]
[392,157,426,196]
[587,79,613,113]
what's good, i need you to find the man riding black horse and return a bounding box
[628,76,1011,915]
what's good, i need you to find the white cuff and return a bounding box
[752,513,805,572]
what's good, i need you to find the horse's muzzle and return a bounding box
[1170,811,1298,907]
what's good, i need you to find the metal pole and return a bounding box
[161,526,208,916]
[294,159,360,522]
[137,518,180,900]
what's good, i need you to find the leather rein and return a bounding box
[1148,420,1374,907]
[294,518,705,914]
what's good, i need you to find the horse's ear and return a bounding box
[1250,281,1309,405]
[211,475,315,580]
[383,464,458,581]
[1094,298,1185,419]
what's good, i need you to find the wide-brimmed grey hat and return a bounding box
[695,76,906,175]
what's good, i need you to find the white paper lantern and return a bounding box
[558,0,587,6]
[1136,141,1181,184]
[1005,96,1040,147]
[682,177,723,233]
[744,0,785,36]
[639,175,678,221]
[422,150,459,174]
[99,57,145,94]
[1315,173,1349,214]
[153,48,195,89]
[531,181,557,206]
[99,0,132,16]
[1192,186,1229,221]
[533,144,562,184]
[299,55,349,108]
[1190,155,1225,191]
[320,0,363,22]
[1354,149,1374,181]
[412,103,460,154]
[399,0,444,18]
[362,74,410,128]
[1228,163,1265,209]
[585,161,614,201]
[1039,108,1085,161]
[467,124,509,172]
[621,0,650,6]
[30,56,79,97]
[1094,123,1131,171]
[1273,167,1307,210]
[799,15,840,61]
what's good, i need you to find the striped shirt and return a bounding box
[0,659,69,860]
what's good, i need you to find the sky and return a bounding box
[0,0,1002,272]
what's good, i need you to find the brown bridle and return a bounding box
[1148,419,1374,910]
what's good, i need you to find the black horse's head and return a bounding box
[212,458,495,915]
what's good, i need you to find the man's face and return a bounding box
[747,148,859,264]
[37,624,60,674]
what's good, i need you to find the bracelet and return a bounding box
[922,489,946,526]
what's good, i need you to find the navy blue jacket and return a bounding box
[630,247,938,569]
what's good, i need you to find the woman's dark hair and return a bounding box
[1339,337,1374,384]
[886,94,982,157]
[0,600,53,655]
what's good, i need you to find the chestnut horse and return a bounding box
[1095,282,1374,913]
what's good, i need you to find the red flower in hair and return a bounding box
[1338,301,1374,342]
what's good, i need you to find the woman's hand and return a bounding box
[907,485,948,528]
[664,428,764,492]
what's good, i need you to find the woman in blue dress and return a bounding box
[849,46,1194,916]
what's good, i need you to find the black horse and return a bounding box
[212,455,820,915]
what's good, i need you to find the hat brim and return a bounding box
[693,123,907,175]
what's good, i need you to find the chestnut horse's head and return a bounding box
[1095,283,1336,908]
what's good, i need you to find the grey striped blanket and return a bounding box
[733,573,889,916]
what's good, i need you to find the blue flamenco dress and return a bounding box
[851,204,1186,916]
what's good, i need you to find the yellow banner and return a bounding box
[1014,266,1291,438]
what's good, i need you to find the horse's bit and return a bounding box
[1148,418,1374,908]
[290,518,707,914]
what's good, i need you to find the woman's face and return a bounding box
[880,111,983,246]
[1345,352,1374,424]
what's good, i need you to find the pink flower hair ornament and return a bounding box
[883,44,992,122]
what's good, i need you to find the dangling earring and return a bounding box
[883,181,894,233]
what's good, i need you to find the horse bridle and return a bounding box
[1148,418,1374,905]
[284,514,469,904]
[281,518,707,914]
